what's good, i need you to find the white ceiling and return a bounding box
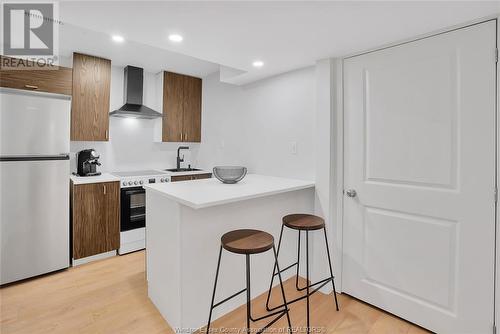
[59,23,219,77]
[60,1,500,85]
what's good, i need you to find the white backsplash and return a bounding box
[70,117,199,173]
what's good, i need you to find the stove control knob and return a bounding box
[134,181,138,185]
[139,180,143,185]
[128,181,133,186]
[160,178,164,182]
[122,181,127,186]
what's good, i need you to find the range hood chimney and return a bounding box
[109,66,162,119]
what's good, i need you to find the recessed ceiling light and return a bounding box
[112,35,125,43]
[168,34,183,42]
[252,60,264,68]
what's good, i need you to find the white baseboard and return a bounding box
[72,250,117,266]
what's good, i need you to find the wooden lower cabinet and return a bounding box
[71,181,120,259]
[170,173,212,182]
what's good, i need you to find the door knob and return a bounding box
[345,189,357,198]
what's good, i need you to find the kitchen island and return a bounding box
[144,174,315,331]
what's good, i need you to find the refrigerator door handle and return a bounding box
[0,154,70,162]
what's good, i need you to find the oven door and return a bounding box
[120,187,145,232]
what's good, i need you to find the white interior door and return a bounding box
[343,21,497,334]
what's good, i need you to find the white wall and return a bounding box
[197,67,316,180]
[71,65,316,179]
[70,66,198,173]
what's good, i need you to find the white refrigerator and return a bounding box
[0,87,71,284]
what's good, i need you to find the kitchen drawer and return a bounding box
[170,173,212,182]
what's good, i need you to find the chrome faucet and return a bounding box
[177,146,189,170]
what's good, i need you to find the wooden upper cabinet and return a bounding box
[0,55,72,95]
[163,72,184,142]
[162,71,202,142]
[71,53,111,141]
[183,75,202,142]
[71,181,120,259]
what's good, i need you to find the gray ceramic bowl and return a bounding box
[213,166,247,184]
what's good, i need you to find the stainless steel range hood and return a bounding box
[109,66,162,119]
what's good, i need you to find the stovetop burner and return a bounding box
[112,170,167,177]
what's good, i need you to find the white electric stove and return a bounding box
[111,170,170,254]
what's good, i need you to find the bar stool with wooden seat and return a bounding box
[207,229,292,334]
[265,214,339,331]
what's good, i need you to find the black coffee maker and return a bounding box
[76,149,102,176]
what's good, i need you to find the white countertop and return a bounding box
[70,173,120,185]
[143,174,315,209]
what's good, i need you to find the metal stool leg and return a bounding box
[306,230,310,333]
[246,254,251,334]
[296,231,301,290]
[323,227,339,311]
[266,226,304,312]
[265,224,285,311]
[248,250,290,333]
[207,246,223,334]
[273,245,292,330]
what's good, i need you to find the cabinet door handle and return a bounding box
[105,130,108,140]
[103,184,106,195]
[25,84,38,90]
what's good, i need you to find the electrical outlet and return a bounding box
[291,141,297,155]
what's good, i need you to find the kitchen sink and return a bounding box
[165,168,202,172]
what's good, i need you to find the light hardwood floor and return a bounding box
[1,251,430,334]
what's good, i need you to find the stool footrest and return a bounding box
[212,288,246,309]
[254,309,289,334]
[272,261,298,276]
[211,288,289,334]
[267,277,332,312]
[296,276,334,292]
[250,307,289,322]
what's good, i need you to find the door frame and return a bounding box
[495,16,499,333]
[332,15,499,330]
